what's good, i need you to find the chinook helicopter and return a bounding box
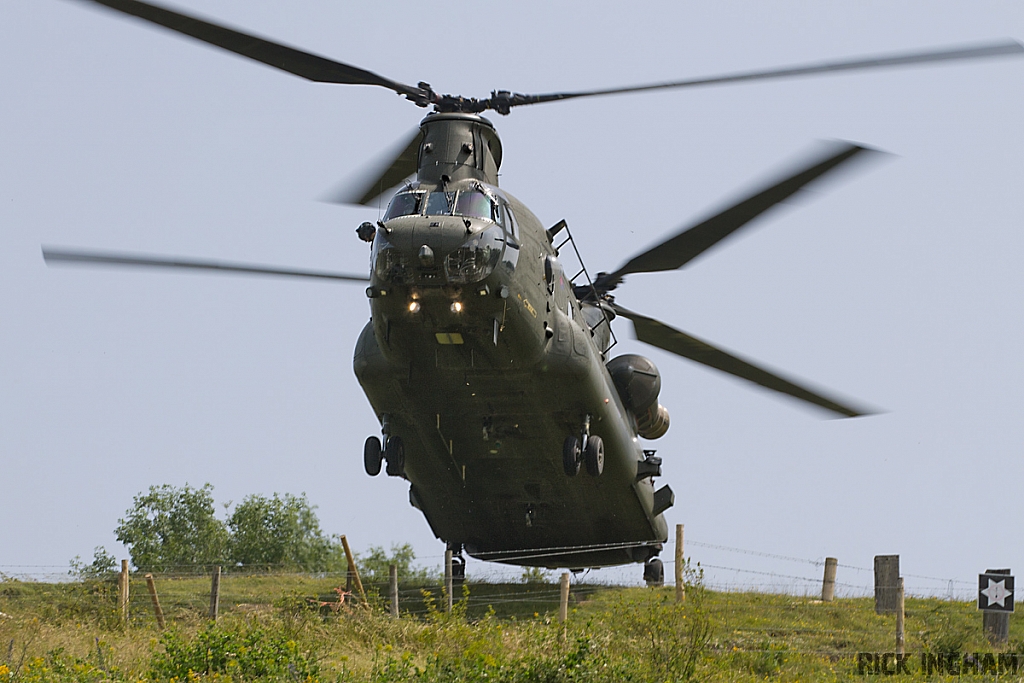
[43,0,1024,581]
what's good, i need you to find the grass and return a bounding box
[2,571,1022,681]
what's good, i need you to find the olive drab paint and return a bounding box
[355,113,671,569]
[44,0,1024,577]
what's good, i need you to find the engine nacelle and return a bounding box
[606,354,671,440]
[636,403,670,440]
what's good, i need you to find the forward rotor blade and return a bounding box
[323,127,422,206]
[70,0,425,98]
[501,39,1024,110]
[612,304,868,418]
[594,142,876,293]
[43,247,369,282]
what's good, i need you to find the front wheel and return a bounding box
[562,436,581,476]
[584,435,604,476]
[384,436,405,476]
[363,436,383,476]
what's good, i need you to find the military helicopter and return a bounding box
[43,0,1024,582]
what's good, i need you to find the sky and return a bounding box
[2,0,1023,595]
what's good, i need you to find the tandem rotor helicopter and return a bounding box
[44,0,1024,583]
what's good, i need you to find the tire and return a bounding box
[363,436,383,476]
[584,435,604,476]
[384,436,405,476]
[643,558,664,587]
[562,436,581,476]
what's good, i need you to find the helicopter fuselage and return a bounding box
[353,113,672,568]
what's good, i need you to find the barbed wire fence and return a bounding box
[2,540,1006,670]
[0,535,980,624]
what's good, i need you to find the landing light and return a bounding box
[451,301,464,313]
[408,301,421,313]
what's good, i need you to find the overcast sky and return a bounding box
[2,0,1023,593]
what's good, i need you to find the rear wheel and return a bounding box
[363,436,383,476]
[584,435,604,476]
[562,436,581,476]
[384,436,405,476]
[643,558,664,587]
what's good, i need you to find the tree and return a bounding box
[115,483,228,572]
[357,543,432,583]
[227,493,340,571]
[68,546,117,580]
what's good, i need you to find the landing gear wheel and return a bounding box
[384,436,405,477]
[562,436,581,476]
[584,435,604,476]
[643,558,665,587]
[363,436,383,476]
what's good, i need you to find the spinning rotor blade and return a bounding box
[70,0,426,99]
[323,128,423,206]
[64,2,1023,117]
[498,40,1024,111]
[593,142,877,293]
[612,304,868,418]
[43,247,369,282]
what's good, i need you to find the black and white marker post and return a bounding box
[978,568,1014,644]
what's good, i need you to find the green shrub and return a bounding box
[12,645,124,683]
[149,622,320,681]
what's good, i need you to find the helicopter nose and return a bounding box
[374,215,504,288]
[385,216,477,258]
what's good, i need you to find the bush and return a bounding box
[67,548,117,581]
[12,645,125,683]
[149,622,321,681]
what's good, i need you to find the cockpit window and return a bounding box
[384,189,506,225]
[454,190,493,220]
[425,191,456,216]
[383,192,423,221]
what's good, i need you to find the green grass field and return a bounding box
[1,572,1021,681]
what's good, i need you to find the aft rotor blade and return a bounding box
[593,142,876,293]
[501,39,1024,110]
[70,0,426,98]
[323,127,423,206]
[612,304,868,418]
[43,247,369,282]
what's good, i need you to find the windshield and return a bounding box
[382,192,423,221]
[384,189,503,224]
[425,191,455,216]
[454,190,493,220]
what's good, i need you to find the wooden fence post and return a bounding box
[896,577,905,655]
[144,573,165,630]
[821,557,838,602]
[389,564,399,617]
[559,572,570,622]
[444,550,453,613]
[339,535,367,606]
[675,524,685,603]
[118,560,129,625]
[209,566,221,621]
[874,555,900,614]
